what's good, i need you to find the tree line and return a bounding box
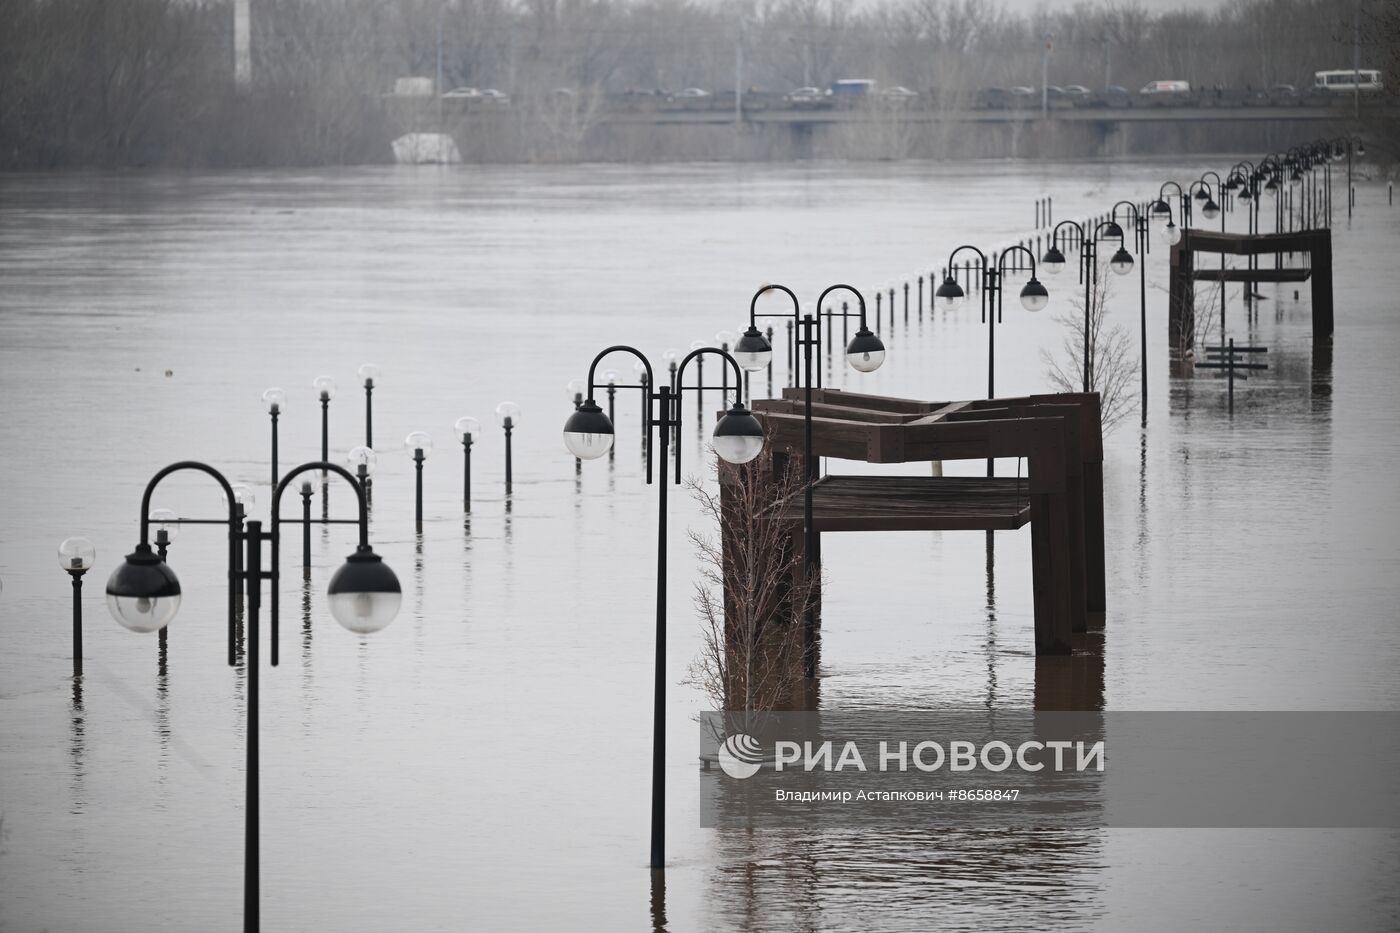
[0,0,1392,169]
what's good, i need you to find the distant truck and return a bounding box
[830,79,876,96]
[1140,80,1191,94]
[392,77,435,97]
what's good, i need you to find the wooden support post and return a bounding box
[1168,236,1196,375]
[1310,229,1334,339]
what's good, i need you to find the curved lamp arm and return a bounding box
[136,460,239,664]
[673,346,749,484]
[942,245,988,284]
[996,243,1038,277]
[816,283,871,330]
[270,460,374,665]
[748,283,800,327]
[1049,219,1085,250]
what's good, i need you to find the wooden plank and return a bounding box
[1190,268,1311,282]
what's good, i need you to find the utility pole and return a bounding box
[234,0,251,89]
[1041,34,1051,120]
[1353,2,1361,121]
[735,19,744,129]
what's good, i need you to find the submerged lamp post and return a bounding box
[348,445,376,506]
[406,431,432,531]
[1043,219,1130,393]
[261,388,286,489]
[104,460,399,933]
[734,283,884,673]
[149,509,179,649]
[936,245,1049,400]
[1110,200,1151,421]
[453,417,480,511]
[59,537,96,676]
[496,402,520,494]
[357,364,380,449]
[562,344,764,871]
[313,375,336,508]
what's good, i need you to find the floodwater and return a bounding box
[1,160,1398,932]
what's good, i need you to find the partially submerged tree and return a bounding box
[686,452,818,718]
[1041,256,1139,431]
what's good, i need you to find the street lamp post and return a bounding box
[149,509,178,652]
[59,537,96,676]
[733,284,885,675]
[348,445,376,506]
[357,364,380,449]
[406,431,432,531]
[935,245,1049,397]
[261,388,285,489]
[1041,220,1130,393]
[496,403,520,494]
[314,376,336,509]
[562,345,764,871]
[453,417,480,511]
[936,247,1048,475]
[1110,201,1150,421]
[105,460,400,933]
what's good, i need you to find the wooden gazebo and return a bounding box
[721,389,1105,658]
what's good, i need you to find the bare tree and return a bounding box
[686,453,818,716]
[1041,258,1139,431]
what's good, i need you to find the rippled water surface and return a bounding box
[2,160,1399,931]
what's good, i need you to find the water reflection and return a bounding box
[649,868,669,933]
[68,675,86,813]
[707,826,1104,932]
[984,531,999,710]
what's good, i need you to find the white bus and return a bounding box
[1313,70,1383,92]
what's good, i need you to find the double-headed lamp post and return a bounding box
[104,460,400,933]
[1041,219,1132,393]
[562,345,764,872]
[732,283,885,674]
[935,245,1049,397]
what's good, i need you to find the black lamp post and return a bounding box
[496,403,520,494]
[348,445,376,507]
[149,508,178,652]
[1042,219,1130,393]
[313,376,336,507]
[261,388,285,489]
[1150,181,1189,245]
[104,460,400,933]
[936,245,1049,398]
[1335,135,1364,220]
[405,431,432,531]
[562,344,764,872]
[453,417,480,511]
[1110,200,1150,422]
[59,536,96,677]
[357,363,380,449]
[733,283,884,674]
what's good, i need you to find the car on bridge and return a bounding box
[879,86,918,100]
[480,88,510,104]
[672,88,710,99]
[785,87,823,101]
[442,87,481,99]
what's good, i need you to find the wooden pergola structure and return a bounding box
[1168,227,1333,367]
[721,389,1105,662]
